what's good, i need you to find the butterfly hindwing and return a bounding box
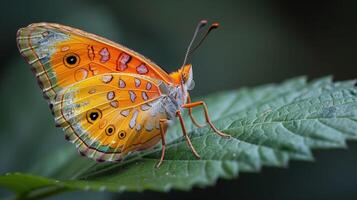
[53,73,168,161]
[17,23,173,103]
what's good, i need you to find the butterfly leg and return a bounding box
[182,101,231,138]
[187,94,205,128]
[176,110,201,159]
[156,119,169,168]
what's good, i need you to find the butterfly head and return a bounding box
[180,64,195,90]
[169,64,194,91]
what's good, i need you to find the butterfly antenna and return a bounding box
[188,22,219,56]
[181,20,208,67]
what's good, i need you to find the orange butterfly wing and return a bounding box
[17,23,172,161]
[17,23,173,102]
[52,73,167,162]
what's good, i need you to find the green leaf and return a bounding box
[1,76,357,199]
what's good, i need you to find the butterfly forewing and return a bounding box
[17,23,173,103]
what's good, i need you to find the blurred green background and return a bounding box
[1,0,357,199]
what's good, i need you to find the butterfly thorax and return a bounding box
[159,64,194,120]
[157,83,188,120]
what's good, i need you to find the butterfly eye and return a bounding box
[63,53,80,68]
[118,130,126,139]
[105,125,115,136]
[187,79,195,90]
[86,108,102,124]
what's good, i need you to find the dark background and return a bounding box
[0,0,357,199]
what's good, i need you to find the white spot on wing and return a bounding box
[102,75,113,83]
[110,100,119,108]
[146,82,152,90]
[129,110,139,129]
[142,91,148,101]
[107,91,115,100]
[99,47,110,63]
[134,78,141,87]
[119,79,126,88]
[116,53,130,71]
[129,91,136,102]
[136,64,148,74]
[120,109,130,117]
[141,104,151,111]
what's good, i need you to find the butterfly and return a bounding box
[16,20,230,167]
